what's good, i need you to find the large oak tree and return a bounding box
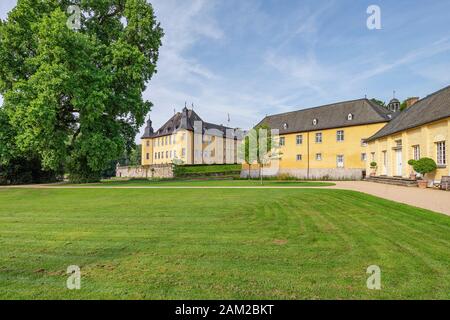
[0,0,163,182]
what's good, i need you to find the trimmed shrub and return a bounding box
[413,158,437,176]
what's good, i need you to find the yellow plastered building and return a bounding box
[141,108,241,165]
[251,99,393,179]
[365,86,450,182]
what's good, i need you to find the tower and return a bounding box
[388,91,400,112]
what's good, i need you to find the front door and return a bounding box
[396,149,403,176]
[382,151,387,175]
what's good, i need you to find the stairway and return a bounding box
[365,176,418,187]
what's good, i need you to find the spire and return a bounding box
[143,116,154,137]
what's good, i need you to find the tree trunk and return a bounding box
[260,164,263,185]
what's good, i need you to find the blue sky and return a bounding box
[1,0,450,142]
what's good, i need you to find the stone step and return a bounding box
[365,176,418,187]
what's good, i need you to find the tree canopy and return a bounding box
[0,0,163,182]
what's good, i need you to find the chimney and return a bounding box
[405,97,420,108]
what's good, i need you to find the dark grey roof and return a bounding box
[367,85,450,142]
[142,108,235,139]
[258,98,392,134]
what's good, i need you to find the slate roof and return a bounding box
[366,85,450,142]
[258,98,392,135]
[142,108,236,139]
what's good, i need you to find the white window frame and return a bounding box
[413,145,420,161]
[315,133,322,144]
[337,155,344,168]
[279,137,285,146]
[437,141,446,166]
[296,135,303,145]
[337,130,344,142]
[316,153,322,161]
[296,154,302,161]
[361,153,367,161]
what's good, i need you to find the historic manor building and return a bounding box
[253,99,393,179]
[252,85,449,181]
[365,85,449,182]
[141,107,242,165]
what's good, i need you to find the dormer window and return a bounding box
[282,123,288,130]
[347,113,354,121]
[312,119,318,126]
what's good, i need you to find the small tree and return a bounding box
[413,158,437,179]
[243,124,281,184]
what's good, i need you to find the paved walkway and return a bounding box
[330,181,450,216]
[2,181,449,216]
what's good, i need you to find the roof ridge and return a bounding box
[365,99,392,119]
[366,84,450,142]
[264,98,368,118]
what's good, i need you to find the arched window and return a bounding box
[282,123,288,130]
[312,119,318,126]
[348,113,354,121]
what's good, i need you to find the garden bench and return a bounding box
[438,176,450,191]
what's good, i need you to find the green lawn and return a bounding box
[0,186,449,299]
[94,179,335,187]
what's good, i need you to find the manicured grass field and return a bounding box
[0,185,449,299]
[95,179,335,187]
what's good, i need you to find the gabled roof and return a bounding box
[366,85,450,142]
[258,98,392,134]
[142,108,235,139]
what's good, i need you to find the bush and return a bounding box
[408,159,416,166]
[370,162,377,168]
[413,158,437,176]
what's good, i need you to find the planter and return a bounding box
[409,173,417,180]
[417,180,428,189]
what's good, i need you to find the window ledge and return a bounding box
[437,165,447,169]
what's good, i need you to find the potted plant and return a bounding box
[370,162,377,177]
[413,158,437,189]
[407,159,417,180]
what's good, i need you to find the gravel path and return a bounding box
[329,181,450,216]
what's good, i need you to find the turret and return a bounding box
[180,107,189,129]
[143,117,154,137]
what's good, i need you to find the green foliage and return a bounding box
[408,159,417,166]
[173,164,241,178]
[0,156,59,185]
[129,144,142,166]
[242,124,278,165]
[0,1,163,182]
[370,99,386,108]
[370,162,377,168]
[413,158,437,176]
[400,101,408,111]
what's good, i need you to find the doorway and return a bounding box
[395,149,403,176]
